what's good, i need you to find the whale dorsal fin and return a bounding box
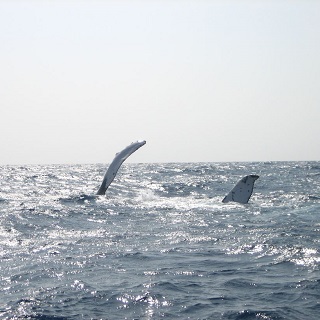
[222,175,259,204]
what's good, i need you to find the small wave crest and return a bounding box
[136,189,160,202]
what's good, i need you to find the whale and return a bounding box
[97,140,146,195]
[222,175,259,204]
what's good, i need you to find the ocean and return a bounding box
[0,162,319,319]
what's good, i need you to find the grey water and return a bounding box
[0,162,319,319]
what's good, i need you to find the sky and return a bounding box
[1,0,320,165]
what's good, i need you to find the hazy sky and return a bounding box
[1,0,319,165]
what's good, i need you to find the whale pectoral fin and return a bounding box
[97,140,146,195]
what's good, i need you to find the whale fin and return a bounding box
[97,140,146,195]
[222,175,259,204]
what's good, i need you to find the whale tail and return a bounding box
[97,140,146,195]
[222,175,259,204]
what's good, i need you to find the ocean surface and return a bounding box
[0,162,319,320]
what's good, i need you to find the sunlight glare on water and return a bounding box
[0,162,319,319]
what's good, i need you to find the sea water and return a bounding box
[0,162,319,319]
